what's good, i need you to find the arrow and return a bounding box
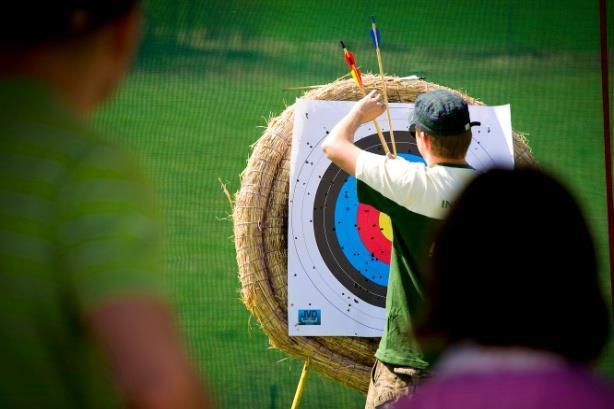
[370,16,397,156]
[340,41,363,90]
[340,41,391,156]
[369,19,381,48]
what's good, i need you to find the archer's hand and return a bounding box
[350,90,386,124]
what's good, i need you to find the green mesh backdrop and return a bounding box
[94,1,614,407]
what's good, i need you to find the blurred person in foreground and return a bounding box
[0,2,211,408]
[395,168,613,409]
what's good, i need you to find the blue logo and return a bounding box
[298,309,321,325]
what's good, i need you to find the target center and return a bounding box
[378,212,393,242]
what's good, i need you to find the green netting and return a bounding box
[94,1,614,407]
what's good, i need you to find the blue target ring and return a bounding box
[334,153,424,287]
[334,176,389,286]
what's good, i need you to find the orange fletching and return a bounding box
[344,50,356,69]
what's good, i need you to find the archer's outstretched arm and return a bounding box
[322,90,385,176]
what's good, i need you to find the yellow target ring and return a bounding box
[378,212,393,242]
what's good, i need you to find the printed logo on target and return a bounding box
[298,309,321,325]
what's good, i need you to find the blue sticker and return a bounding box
[298,309,321,325]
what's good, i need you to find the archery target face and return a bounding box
[288,99,513,336]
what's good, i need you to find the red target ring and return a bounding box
[357,204,392,264]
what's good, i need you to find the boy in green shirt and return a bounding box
[0,2,211,408]
[323,89,478,408]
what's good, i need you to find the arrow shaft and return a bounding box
[375,47,397,155]
[357,82,391,156]
[371,118,391,156]
[341,40,391,155]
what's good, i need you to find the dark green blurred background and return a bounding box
[94,1,614,407]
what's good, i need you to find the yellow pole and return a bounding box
[290,360,311,409]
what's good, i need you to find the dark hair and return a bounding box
[417,168,610,364]
[1,1,139,52]
[426,129,472,160]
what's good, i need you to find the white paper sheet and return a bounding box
[288,99,513,336]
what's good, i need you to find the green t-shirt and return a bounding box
[358,181,436,368]
[355,151,476,368]
[0,79,164,408]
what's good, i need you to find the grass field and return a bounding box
[94,1,613,407]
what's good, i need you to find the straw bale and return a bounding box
[233,74,536,394]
